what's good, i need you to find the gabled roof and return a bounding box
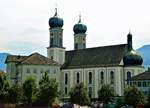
[62,44,128,69]
[6,53,60,66]
[130,70,150,81]
[5,55,27,63]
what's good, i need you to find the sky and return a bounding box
[0,0,150,56]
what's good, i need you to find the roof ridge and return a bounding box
[20,53,38,63]
[20,52,60,65]
[67,44,127,52]
[20,52,44,64]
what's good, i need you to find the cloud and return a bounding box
[0,0,150,54]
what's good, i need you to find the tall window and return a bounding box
[40,69,43,73]
[110,71,114,84]
[89,72,92,84]
[127,72,131,80]
[88,87,92,98]
[143,81,146,87]
[65,87,67,95]
[75,43,78,49]
[65,73,68,85]
[138,82,141,87]
[33,69,37,74]
[53,69,56,74]
[83,43,86,48]
[50,38,53,45]
[27,68,30,73]
[100,71,104,84]
[77,73,80,83]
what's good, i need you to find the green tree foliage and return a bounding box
[98,84,115,104]
[69,82,90,106]
[115,97,124,108]
[6,84,22,104]
[124,86,144,107]
[145,90,150,108]
[22,77,37,106]
[0,73,9,101]
[147,89,150,103]
[37,72,59,106]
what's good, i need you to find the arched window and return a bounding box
[110,71,114,84]
[100,71,104,84]
[65,73,68,85]
[127,72,131,80]
[88,87,92,98]
[65,87,67,95]
[89,72,92,84]
[77,73,80,83]
[110,71,114,79]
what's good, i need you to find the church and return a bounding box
[6,8,144,99]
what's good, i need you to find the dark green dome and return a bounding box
[73,23,87,34]
[73,16,87,34]
[49,9,63,28]
[123,50,143,66]
[49,17,63,28]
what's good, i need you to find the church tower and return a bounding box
[47,8,65,64]
[73,15,87,50]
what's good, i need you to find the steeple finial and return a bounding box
[78,11,81,23]
[129,29,131,35]
[127,30,133,51]
[54,3,58,16]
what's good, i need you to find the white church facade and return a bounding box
[6,8,144,99]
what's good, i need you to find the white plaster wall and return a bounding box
[124,66,144,80]
[61,66,125,98]
[22,65,60,85]
[8,63,61,89]
[47,47,65,65]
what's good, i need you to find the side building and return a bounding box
[5,53,61,86]
[127,68,150,96]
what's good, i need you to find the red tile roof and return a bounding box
[6,53,60,66]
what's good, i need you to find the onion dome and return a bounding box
[73,15,87,34]
[49,8,64,28]
[123,50,143,66]
[123,32,143,66]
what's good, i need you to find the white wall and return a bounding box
[47,47,65,65]
[61,66,125,98]
[8,63,61,88]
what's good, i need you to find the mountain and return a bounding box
[137,45,150,69]
[0,53,9,71]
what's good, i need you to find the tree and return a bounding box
[115,97,125,108]
[6,84,22,104]
[69,82,90,106]
[0,72,9,102]
[37,72,59,106]
[124,86,144,107]
[147,90,150,106]
[98,84,115,104]
[144,90,150,107]
[22,77,37,106]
